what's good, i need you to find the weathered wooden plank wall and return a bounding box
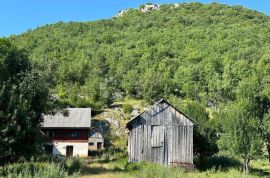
[127,100,195,166]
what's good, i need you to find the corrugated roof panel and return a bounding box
[41,108,91,128]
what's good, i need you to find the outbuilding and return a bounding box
[88,127,104,150]
[126,99,197,166]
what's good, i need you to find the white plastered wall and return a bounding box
[52,142,88,157]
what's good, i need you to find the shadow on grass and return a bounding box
[250,167,270,177]
[196,156,270,177]
[81,156,127,176]
[195,156,242,171]
[81,164,124,175]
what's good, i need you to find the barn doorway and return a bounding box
[150,125,166,164]
[97,142,102,150]
[66,145,73,157]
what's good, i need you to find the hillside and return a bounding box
[2,2,270,174]
[10,2,270,111]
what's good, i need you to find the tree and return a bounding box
[0,39,55,165]
[218,99,263,174]
[255,56,270,162]
[168,96,218,168]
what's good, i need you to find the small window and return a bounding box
[46,130,54,137]
[89,142,94,146]
[45,131,49,137]
[151,126,164,147]
[71,131,80,137]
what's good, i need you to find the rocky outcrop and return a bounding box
[140,4,160,12]
[116,9,129,17]
[116,3,161,17]
[174,3,180,8]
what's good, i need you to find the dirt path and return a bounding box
[80,160,129,178]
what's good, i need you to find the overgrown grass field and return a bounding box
[80,156,270,178]
[1,155,270,178]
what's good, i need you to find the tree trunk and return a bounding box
[243,159,250,175]
[267,145,270,162]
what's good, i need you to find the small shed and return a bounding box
[88,127,104,150]
[126,99,197,166]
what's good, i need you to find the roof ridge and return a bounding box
[126,98,198,127]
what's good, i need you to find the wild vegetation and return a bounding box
[0,39,61,165]
[80,155,270,178]
[1,2,270,176]
[0,157,81,177]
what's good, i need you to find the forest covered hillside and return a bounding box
[10,2,270,111]
[2,2,270,174]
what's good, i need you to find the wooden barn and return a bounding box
[126,99,197,166]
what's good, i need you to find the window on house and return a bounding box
[46,130,55,137]
[45,131,49,137]
[151,126,164,147]
[71,131,80,137]
[89,142,94,146]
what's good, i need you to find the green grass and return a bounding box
[2,156,269,178]
[80,156,270,178]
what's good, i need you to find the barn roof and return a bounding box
[126,99,198,127]
[41,108,91,128]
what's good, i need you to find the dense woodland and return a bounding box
[1,2,270,173]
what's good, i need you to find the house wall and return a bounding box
[42,129,89,157]
[88,129,104,150]
[51,141,88,157]
[88,137,104,150]
[42,129,89,141]
[128,101,194,166]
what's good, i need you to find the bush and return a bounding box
[64,157,82,174]
[1,162,80,178]
[1,162,47,176]
[122,104,133,114]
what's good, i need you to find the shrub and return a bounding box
[1,162,48,176]
[122,104,133,114]
[64,157,82,174]
[1,162,79,178]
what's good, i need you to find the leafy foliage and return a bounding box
[217,99,264,173]
[0,39,56,165]
[6,2,270,171]
[10,3,270,108]
[122,104,133,114]
[1,161,80,178]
